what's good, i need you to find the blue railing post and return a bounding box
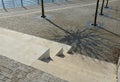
[1,0,7,12]
[20,0,24,7]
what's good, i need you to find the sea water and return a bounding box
[0,0,66,8]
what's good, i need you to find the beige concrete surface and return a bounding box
[0,0,119,82]
[0,27,71,61]
[0,0,119,62]
[0,27,50,65]
[32,53,117,82]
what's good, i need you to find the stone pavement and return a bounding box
[0,0,119,82]
[0,55,68,82]
[0,0,119,64]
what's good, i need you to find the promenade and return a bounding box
[0,0,120,82]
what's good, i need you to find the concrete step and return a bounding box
[0,27,71,61]
[27,36,72,58]
[0,29,51,65]
[32,59,116,82]
[53,56,116,77]
[32,53,117,82]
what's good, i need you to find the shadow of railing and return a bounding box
[45,18,120,64]
[111,9,120,12]
[104,15,120,21]
[45,18,72,35]
[108,7,120,12]
[101,28,120,37]
[3,7,7,12]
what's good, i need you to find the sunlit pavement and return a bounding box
[0,0,120,82]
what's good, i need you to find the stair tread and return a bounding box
[0,27,72,58]
[32,60,116,82]
[0,32,49,65]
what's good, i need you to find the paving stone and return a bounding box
[41,73,67,82]
[0,74,5,79]
[0,55,68,82]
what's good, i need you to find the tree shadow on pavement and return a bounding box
[45,18,120,64]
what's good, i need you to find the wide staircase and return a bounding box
[0,27,117,82]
